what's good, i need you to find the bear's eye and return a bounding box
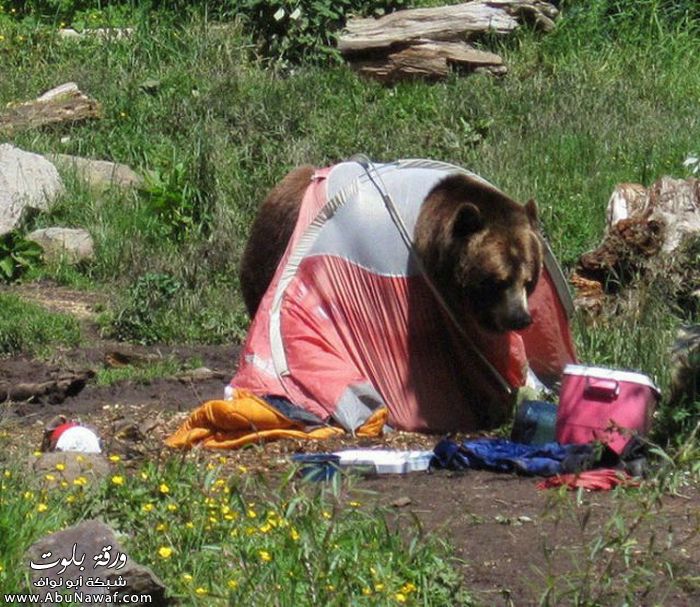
[479,278,508,294]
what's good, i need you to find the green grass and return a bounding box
[0,456,471,605]
[93,357,196,386]
[0,292,81,356]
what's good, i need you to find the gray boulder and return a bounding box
[25,520,169,606]
[27,227,94,264]
[48,153,143,192]
[0,144,64,235]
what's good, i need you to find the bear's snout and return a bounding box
[506,309,533,331]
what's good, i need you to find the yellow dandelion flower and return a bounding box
[111,475,124,486]
[227,579,238,589]
[238,465,248,473]
[208,517,218,525]
[73,476,87,486]
[140,471,149,480]
[159,483,170,494]
[395,592,407,603]
[362,587,373,596]
[37,503,48,513]
[195,587,207,596]
[32,450,41,457]
[60,481,69,489]
[182,573,193,583]
[45,474,56,482]
[3,470,11,478]
[156,523,167,532]
[142,503,155,513]
[349,501,362,507]
[66,496,76,504]
[290,528,300,541]
[326,584,335,591]
[206,462,215,470]
[158,546,173,559]
[108,455,121,463]
[259,550,272,562]
[246,509,257,519]
[401,582,417,594]
[374,583,385,592]
[218,456,227,464]
[322,511,332,519]
[55,463,66,471]
[166,504,178,512]
[259,523,272,534]
[23,491,34,500]
[185,521,194,529]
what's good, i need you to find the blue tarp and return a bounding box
[431,438,596,477]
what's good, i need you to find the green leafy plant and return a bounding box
[108,272,182,345]
[0,231,43,283]
[230,0,408,65]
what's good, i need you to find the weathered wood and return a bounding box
[338,1,558,55]
[351,40,506,83]
[0,82,102,135]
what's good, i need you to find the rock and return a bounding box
[32,452,109,485]
[26,227,94,264]
[0,144,64,236]
[47,153,143,192]
[25,520,169,605]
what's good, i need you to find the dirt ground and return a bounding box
[1,284,699,606]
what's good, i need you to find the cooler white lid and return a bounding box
[564,364,661,394]
[332,449,433,474]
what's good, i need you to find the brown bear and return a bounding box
[240,164,542,335]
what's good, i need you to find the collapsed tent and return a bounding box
[231,159,575,434]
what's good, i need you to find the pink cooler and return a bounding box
[556,364,660,454]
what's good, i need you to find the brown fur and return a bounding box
[240,168,543,333]
[414,174,543,332]
[240,165,315,317]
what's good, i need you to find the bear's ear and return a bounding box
[524,198,539,229]
[452,203,484,239]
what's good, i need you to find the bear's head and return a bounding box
[415,174,543,333]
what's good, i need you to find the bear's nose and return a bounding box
[509,311,532,331]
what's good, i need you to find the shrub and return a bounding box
[107,272,182,345]
[0,231,43,283]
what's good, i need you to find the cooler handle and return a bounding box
[583,377,620,400]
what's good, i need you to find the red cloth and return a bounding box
[536,469,640,491]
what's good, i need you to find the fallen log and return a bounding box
[338,1,558,54]
[338,1,557,82]
[350,40,506,83]
[0,82,102,136]
[0,371,94,404]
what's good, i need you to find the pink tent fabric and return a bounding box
[231,159,576,433]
